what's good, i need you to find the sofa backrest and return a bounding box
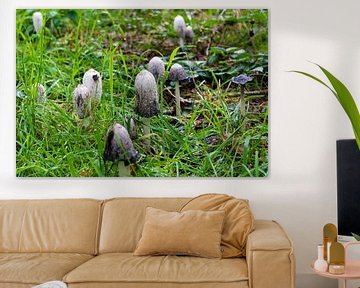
[99,197,190,253]
[0,199,102,255]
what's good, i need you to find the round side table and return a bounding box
[311,242,360,288]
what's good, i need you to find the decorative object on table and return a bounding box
[312,235,360,288]
[32,281,67,288]
[291,63,360,149]
[323,223,337,262]
[328,242,345,275]
[314,244,328,272]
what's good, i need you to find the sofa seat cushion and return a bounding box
[0,253,93,285]
[64,253,248,286]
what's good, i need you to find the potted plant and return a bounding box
[292,63,360,241]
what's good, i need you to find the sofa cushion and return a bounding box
[99,198,190,253]
[134,207,225,258]
[0,199,102,254]
[181,194,254,258]
[0,253,93,285]
[63,253,248,285]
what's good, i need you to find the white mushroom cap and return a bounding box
[83,68,102,101]
[36,83,46,103]
[32,12,43,34]
[169,63,187,81]
[185,26,194,40]
[103,123,140,165]
[73,84,91,118]
[134,70,159,118]
[148,56,165,80]
[174,15,186,38]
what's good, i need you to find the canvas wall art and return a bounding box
[16,9,268,177]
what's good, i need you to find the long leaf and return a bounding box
[162,47,180,83]
[291,65,360,150]
[290,70,337,97]
[166,47,180,72]
[352,232,360,241]
[317,65,360,149]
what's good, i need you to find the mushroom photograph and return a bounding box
[16,9,268,177]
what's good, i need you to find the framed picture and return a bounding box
[16,9,268,177]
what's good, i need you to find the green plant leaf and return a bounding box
[290,70,336,97]
[166,46,180,72]
[290,64,360,150]
[352,232,360,241]
[316,64,360,149]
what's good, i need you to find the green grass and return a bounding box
[16,9,268,177]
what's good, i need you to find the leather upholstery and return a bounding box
[99,198,189,253]
[181,194,254,257]
[0,199,102,254]
[63,253,248,284]
[0,198,295,288]
[68,283,249,288]
[246,220,295,288]
[0,284,32,288]
[134,207,225,258]
[0,253,93,285]
[68,282,249,288]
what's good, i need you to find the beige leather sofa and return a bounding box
[0,198,295,288]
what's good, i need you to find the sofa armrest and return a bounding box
[246,220,295,288]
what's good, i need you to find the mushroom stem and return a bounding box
[175,81,181,116]
[240,86,246,115]
[118,161,129,177]
[159,80,164,113]
[143,118,151,147]
[179,37,184,48]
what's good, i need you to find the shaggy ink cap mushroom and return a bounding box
[32,12,43,34]
[169,63,187,82]
[103,123,140,165]
[174,15,186,38]
[148,56,165,80]
[36,83,46,103]
[134,70,159,118]
[232,74,253,116]
[73,84,91,118]
[83,68,102,101]
[232,74,253,85]
[185,26,194,40]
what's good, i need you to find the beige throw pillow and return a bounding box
[181,193,255,258]
[134,207,225,258]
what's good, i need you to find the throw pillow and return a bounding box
[181,193,254,258]
[134,207,225,258]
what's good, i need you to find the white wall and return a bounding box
[1,0,360,287]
